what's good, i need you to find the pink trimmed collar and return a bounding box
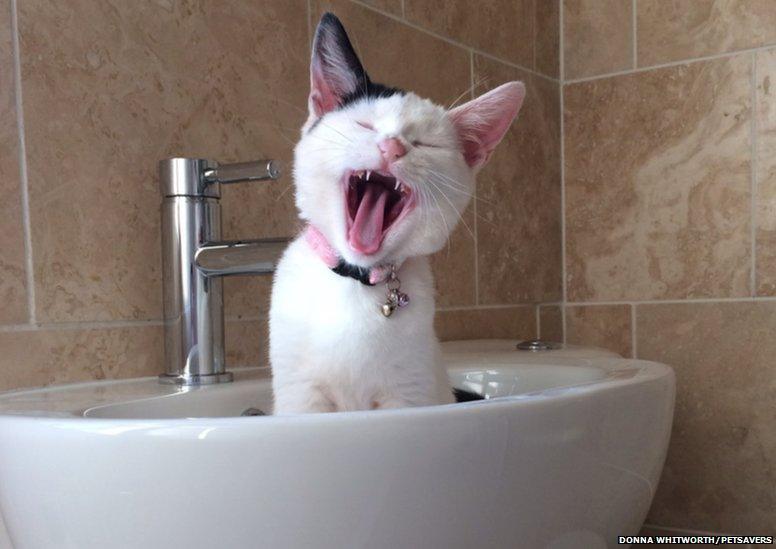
[304,225,393,285]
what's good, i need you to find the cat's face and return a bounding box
[294,13,525,268]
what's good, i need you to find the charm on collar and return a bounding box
[381,266,410,317]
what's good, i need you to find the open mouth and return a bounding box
[345,169,413,255]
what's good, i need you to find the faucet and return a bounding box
[158,157,288,385]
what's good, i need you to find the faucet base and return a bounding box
[158,372,234,386]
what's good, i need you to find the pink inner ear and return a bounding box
[449,81,526,169]
[310,63,341,117]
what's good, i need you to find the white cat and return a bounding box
[269,13,525,414]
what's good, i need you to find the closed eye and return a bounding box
[412,140,443,148]
[356,121,374,131]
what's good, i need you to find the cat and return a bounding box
[268,12,525,414]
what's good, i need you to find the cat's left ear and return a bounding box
[308,13,370,118]
[448,81,526,170]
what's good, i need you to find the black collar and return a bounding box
[331,259,374,286]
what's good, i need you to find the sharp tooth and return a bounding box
[394,180,400,191]
[366,170,371,181]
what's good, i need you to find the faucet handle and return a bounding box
[204,160,281,184]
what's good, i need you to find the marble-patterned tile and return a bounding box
[538,305,563,342]
[637,301,776,533]
[565,56,752,302]
[430,207,476,308]
[18,0,308,322]
[403,0,534,69]
[474,55,562,304]
[755,49,776,295]
[0,324,162,391]
[0,0,27,325]
[224,276,274,321]
[563,0,632,80]
[637,0,776,67]
[565,304,632,357]
[360,0,402,16]
[435,306,535,342]
[534,0,560,79]
[225,319,267,368]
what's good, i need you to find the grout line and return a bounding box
[630,303,637,358]
[531,0,537,73]
[306,0,313,51]
[565,295,776,306]
[750,51,758,296]
[348,0,559,83]
[10,0,36,326]
[436,304,535,312]
[631,0,638,68]
[565,42,776,85]
[470,50,480,306]
[0,319,164,334]
[558,0,567,343]
[400,0,405,18]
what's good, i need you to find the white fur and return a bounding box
[270,92,462,414]
[269,15,523,414]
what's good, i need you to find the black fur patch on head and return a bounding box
[311,12,406,119]
[339,81,405,109]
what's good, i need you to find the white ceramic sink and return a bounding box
[0,340,674,549]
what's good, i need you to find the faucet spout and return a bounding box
[195,238,288,277]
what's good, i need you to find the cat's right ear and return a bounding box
[308,13,369,118]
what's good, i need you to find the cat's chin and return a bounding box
[343,168,414,258]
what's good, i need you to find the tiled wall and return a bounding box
[551,0,776,535]
[0,0,561,390]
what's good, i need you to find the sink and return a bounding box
[0,340,674,549]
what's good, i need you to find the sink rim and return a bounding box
[0,357,674,424]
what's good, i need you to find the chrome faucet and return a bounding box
[158,158,287,385]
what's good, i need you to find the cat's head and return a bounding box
[294,13,525,268]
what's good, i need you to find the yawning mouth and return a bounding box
[345,169,413,255]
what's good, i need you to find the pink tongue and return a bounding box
[349,184,387,254]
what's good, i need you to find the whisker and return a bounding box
[426,178,475,241]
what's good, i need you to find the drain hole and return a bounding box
[241,407,267,416]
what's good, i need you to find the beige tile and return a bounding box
[534,0,560,79]
[435,306,535,342]
[18,0,308,322]
[224,276,274,321]
[566,304,631,357]
[564,56,752,302]
[430,206,476,308]
[0,324,162,391]
[0,0,27,325]
[225,319,267,368]
[474,56,562,304]
[756,49,776,296]
[539,305,563,342]
[563,0,633,80]
[637,301,776,533]
[311,0,471,106]
[404,0,534,69]
[637,0,776,67]
[359,0,402,16]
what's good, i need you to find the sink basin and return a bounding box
[0,340,674,549]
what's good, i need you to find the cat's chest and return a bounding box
[273,238,435,337]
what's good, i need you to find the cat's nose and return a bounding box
[378,137,407,163]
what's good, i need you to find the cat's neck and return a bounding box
[303,225,397,286]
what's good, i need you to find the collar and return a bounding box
[304,225,394,286]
